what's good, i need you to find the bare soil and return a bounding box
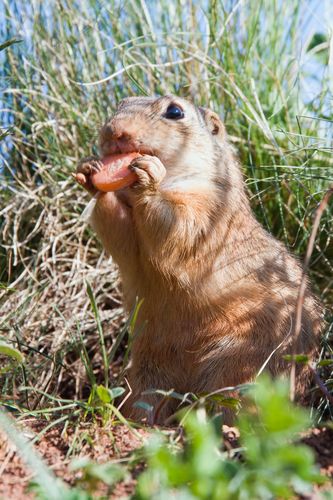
[0,417,148,499]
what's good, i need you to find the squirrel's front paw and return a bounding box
[129,155,166,191]
[74,156,103,194]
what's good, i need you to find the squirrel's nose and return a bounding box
[99,121,138,154]
[115,131,132,142]
[100,122,133,141]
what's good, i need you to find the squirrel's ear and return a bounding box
[199,107,225,140]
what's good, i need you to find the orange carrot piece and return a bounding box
[91,152,140,192]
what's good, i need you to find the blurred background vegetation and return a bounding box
[0,0,332,496]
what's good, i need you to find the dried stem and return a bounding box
[290,186,333,401]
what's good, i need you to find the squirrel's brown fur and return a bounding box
[76,95,322,423]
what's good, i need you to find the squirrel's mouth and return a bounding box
[100,137,157,159]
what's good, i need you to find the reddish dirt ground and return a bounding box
[0,417,149,499]
[0,418,332,499]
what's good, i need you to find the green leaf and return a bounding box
[143,388,194,403]
[0,342,24,363]
[317,359,333,367]
[133,401,154,412]
[0,281,16,292]
[0,130,10,142]
[96,385,125,404]
[204,393,240,409]
[283,354,309,364]
[307,32,327,51]
[96,385,111,404]
[128,297,144,336]
[0,38,22,51]
[108,386,125,399]
[70,458,126,487]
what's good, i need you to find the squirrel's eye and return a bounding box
[164,104,184,120]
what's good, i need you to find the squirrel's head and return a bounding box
[99,95,238,192]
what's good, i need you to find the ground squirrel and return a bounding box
[76,95,322,423]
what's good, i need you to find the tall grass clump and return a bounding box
[0,0,332,418]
